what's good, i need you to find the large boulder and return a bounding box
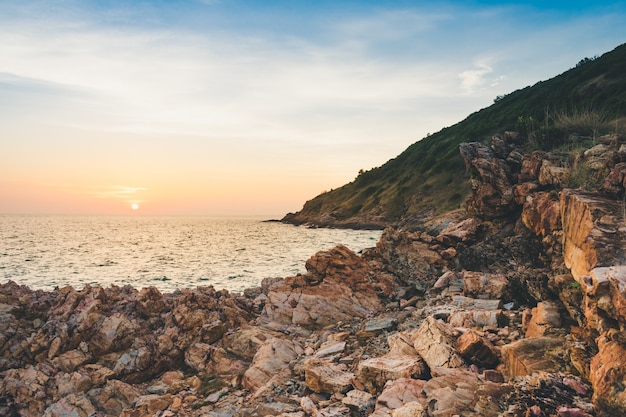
[259,245,389,331]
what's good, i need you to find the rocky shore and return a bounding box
[2,133,626,417]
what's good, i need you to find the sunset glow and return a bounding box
[1,1,625,216]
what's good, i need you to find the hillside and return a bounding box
[282,42,626,229]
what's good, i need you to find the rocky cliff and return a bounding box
[2,134,626,416]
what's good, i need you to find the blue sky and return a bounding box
[1,0,625,215]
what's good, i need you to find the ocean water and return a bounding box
[0,215,382,293]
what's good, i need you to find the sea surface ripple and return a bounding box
[0,215,382,293]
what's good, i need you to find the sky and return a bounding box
[1,1,625,216]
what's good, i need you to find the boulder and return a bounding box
[590,332,626,416]
[304,358,354,394]
[460,141,517,218]
[521,191,562,237]
[374,378,427,413]
[242,338,301,394]
[501,337,574,377]
[356,355,428,393]
[410,316,464,369]
[525,301,563,338]
[455,329,499,368]
[421,367,505,417]
[259,245,387,331]
[462,271,508,299]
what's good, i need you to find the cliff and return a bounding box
[2,132,626,416]
[282,42,626,229]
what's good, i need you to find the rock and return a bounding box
[374,378,427,412]
[455,329,499,368]
[390,402,427,417]
[120,394,173,417]
[448,309,504,328]
[436,217,480,244]
[90,313,138,356]
[43,393,97,417]
[375,227,443,287]
[259,245,388,331]
[52,348,92,373]
[304,358,354,394]
[362,317,398,334]
[185,342,212,372]
[410,316,464,369]
[462,271,508,299]
[356,355,428,393]
[342,390,375,414]
[590,332,626,416]
[314,340,346,358]
[422,367,505,417]
[602,161,626,196]
[522,192,562,237]
[242,338,301,394]
[560,189,626,282]
[460,141,517,218]
[452,296,502,310]
[501,337,574,377]
[539,160,570,186]
[525,301,563,338]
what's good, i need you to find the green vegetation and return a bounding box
[288,43,626,226]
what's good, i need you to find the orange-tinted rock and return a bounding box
[455,329,499,368]
[590,332,626,415]
[521,192,561,237]
[525,301,563,338]
[501,337,573,377]
[462,271,509,299]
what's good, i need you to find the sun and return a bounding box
[131,203,139,210]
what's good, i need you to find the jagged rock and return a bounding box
[452,296,502,310]
[539,160,570,186]
[519,151,545,182]
[390,402,427,417]
[362,317,398,334]
[52,348,92,373]
[560,189,626,282]
[462,271,508,299]
[375,227,443,287]
[522,191,562,237]
[586,266,626,331]
[460,141,516,218]
[185,342,212,372]
[304,358,354,394]
[436,217,480,244]
[43,393,97,417]
[421,367,507,417]
[410,316,464,368]
[513,181,541,204]
[120,394,173,417]
[501,337,574,377]
[356,355,428,393]
[560,189,626,334]
[259,245,388,331]
[448,309,505,328]
[590,331,626,416]
[373,378,427,414]
[242,338,301,394]
[314,340,346,358]
[525,301,563,338]
[602,161,626,195]
[455,329,499,368]
[341,390,375,414]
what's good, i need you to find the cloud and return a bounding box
[92,186,148,202]
[458,63,494,94]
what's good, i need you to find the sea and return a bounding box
[0,215,382,293]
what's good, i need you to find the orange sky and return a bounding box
[2,1,624,215]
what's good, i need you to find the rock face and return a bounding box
[3,133,626,417]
